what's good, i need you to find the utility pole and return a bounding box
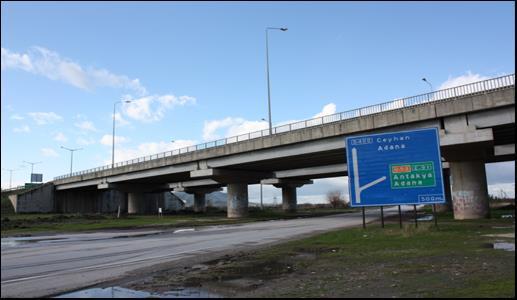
[22,161,42,183]
[61,146,83,175]
[2,168,19,189]
[260,182,264,210]
[265,27,288,135]
[112,100,132,168]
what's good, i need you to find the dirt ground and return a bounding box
[103,209,515,298]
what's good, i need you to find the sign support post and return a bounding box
[398,205,402,229]
[362,207,366,229]
[433,204,438,228]
[380,206,384,228]
[414,205,418,228]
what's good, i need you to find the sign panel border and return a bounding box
[345,127,446,207]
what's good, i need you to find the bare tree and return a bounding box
[327,190,346,208]
[498,188,508,200]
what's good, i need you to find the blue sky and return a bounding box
[1,1,515,201]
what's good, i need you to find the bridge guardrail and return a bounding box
[1,185,27,192]
[54,74,515,180]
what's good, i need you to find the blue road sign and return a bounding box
[346,128,445,207]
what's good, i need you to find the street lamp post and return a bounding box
[260,182,264,210]
[266,27,288,135]
[60,146,83,175]
[22,161,42,183]
[422,78,433,102]
[112,100,131,168]
[422,78,433,92]
[2,168,21,189]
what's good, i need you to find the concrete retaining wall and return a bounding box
[13,183,55,213]
[55,189,126,213]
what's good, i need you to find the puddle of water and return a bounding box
[2,231,164,248]
[415,215,434,221]
[493,242,515,252]
[1,237,67,248]
[55,286,220,298]
[1,239,21,248]
[173,228,195,234]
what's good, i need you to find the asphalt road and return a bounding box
[1,207,412,298]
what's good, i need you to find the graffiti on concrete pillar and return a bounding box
[452,190,485,214]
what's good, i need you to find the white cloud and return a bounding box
[1,46,147,95]
[28,112,63,125]
[202,117,269,141]
[76,137,96,146]
[488,183,515,199]
[53,132,67,142]
[74,120,96,132]
[123,94,196,122]
[41,147,59,157]
[100,134,129,146]
[13,125,30,133]
[88,68,147,96]
[10,114,24,120]
[1,48,33,72]
[438,71,491,90]
[313,103,337,118]
[202,103,336,141]
[108,139,197,164]
[2,47,197,124]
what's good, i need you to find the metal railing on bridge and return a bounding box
[1,185,27,193]
[54,74,515,180]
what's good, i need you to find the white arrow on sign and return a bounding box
[352,147,386,204]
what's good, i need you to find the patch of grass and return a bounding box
[440,278,516,298]
[1,194,15,214]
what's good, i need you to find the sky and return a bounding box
[1,1,515,202]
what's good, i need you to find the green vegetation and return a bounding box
[134,208,515,298]
[1,194,15,214]
[1,207,357,237]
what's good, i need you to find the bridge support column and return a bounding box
[281,186,297,213]
[128,192,145,214]
[227,183,248,218]
[450,161,490,219]
[193,192,206,213]
[436,168,452,213]
[262,179,313,213]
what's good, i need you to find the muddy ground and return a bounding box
[102,209,515,298]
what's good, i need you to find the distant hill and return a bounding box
[172,191,227,208]
[171,191,260,208]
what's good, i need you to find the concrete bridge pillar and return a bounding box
[128,192,145,214]
[435,168,452,213]
[227,183,248,218]
[450,161,490,219]
[281,186,297,213]
[262,179,313,213]
[193,192,206,213]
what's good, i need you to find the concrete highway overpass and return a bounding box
[11,74,515,219]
